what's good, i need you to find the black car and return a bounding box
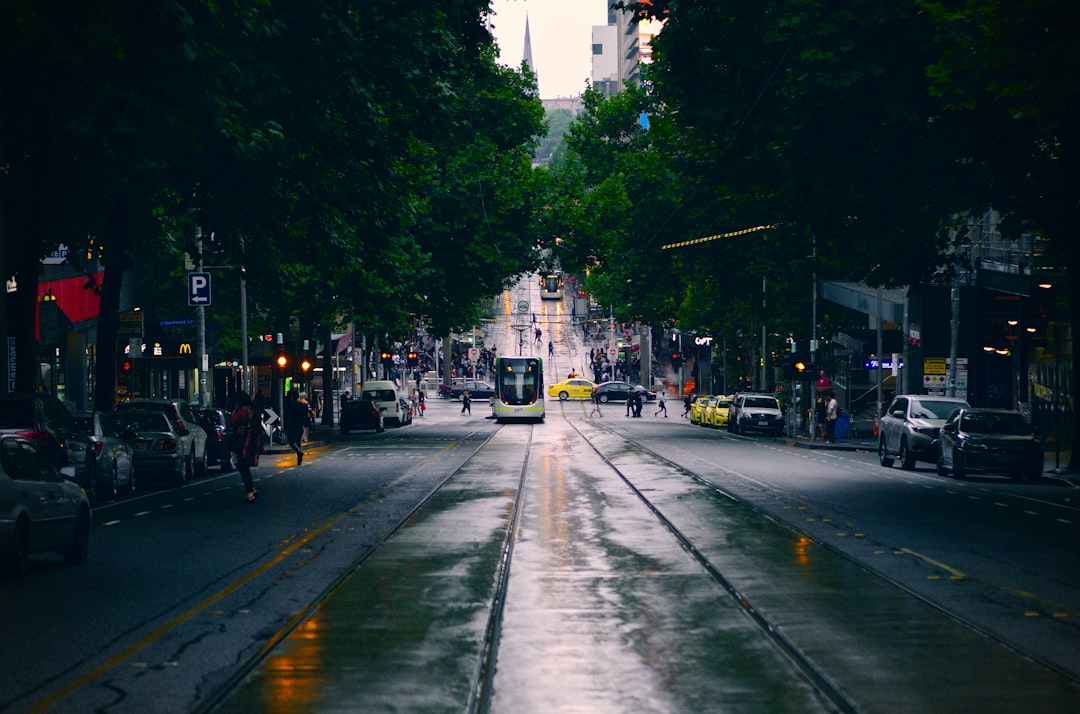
[593,381,656,403]
[936,408,1043,482]
[0,394,96,500]
[194,407,234,472]
[449,380,496,401]
[340,398,385,435]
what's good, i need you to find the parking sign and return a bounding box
[188,272,211,306]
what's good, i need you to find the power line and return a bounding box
[661,224,773,250]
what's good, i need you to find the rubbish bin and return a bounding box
[835,412,850,439]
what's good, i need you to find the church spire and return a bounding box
[522,13,535,73]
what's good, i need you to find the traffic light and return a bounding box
[670,351,682,370]
[407,351,418,367]
[782,353,794,379]
[300,353,312,375]
[276,348,288,370]
[380,351,393,366]
[795,358,808,374]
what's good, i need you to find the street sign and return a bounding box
[188,272,211,306]
[607,346,618,360]
[517,300,529,314]
[468,347,480,361]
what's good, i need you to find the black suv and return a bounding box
[0,394,96,499]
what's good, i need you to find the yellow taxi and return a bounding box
[547,378,598,400]
[689,395,712,424]
[705,395,733,427]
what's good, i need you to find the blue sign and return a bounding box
[864,358,904,369]
[188,272,211,306]
[160,318,196,328]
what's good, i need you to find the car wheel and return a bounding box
[599,394,609,403]
[126,468,137,494]
[62,510,90,565]
[899,440,916,470]
[7,520,30,577]
[195,451,208,477]
[174,458,189,487]
[99,465,118,500]
[559,391,569,401]
[878,439,894,468]
[936,454,948,476]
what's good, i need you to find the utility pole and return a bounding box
[195,228,208,407]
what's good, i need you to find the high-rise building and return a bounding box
[591,4,663,96]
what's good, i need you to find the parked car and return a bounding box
[340,398,384,435]
[115,398,208,476]
[936,408,1043,482]
[878,395,970,469]
[193,407,234,473]
[707,396,733,428]
[547,378,597,400]
[449,380,496,401]
[72,411,136,499]
[594,382,656,403]
[0,433,91,576]
[728,393,784,436]
[0,394,96,500]
[112,411,194,486]
[690,395,712,424]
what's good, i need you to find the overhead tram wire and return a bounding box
[660,224,774,251]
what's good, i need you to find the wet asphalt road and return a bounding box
[3,281,1079,713]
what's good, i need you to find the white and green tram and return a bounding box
[492,356,545,422]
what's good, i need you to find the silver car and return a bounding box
[115,399,208,476]
[0,433,91,577]
[878,395,969,469]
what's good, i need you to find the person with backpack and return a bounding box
[229,391,263,503]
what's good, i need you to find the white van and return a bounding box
[359,380,404,426]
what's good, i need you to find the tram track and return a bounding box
[560,413,860,714]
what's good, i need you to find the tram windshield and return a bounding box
[498,358,541,405]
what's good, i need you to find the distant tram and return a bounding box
[492,356,545,422]
[540,272,563,300]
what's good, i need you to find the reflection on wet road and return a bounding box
[214,405,1080,713]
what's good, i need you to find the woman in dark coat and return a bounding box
[229,391,262,502]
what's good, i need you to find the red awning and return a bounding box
[36,273,104,339]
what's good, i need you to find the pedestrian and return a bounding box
[626,392,633,417]
[548,340,554,358]
[229,391,262,503]
[655,393,667,417]
[825,391,839,443]
[814,395,827,441]
[417,388,425,418]
[632,391,644,417]
[590,388,603,417]
[682,391,695,418]
[535,327,542,346]
[286,390,309,465]
[461,390,472,415]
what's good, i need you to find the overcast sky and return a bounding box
[488,0,610,99]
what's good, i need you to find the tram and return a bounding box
[539,272,563,300]
[491,356,545,422]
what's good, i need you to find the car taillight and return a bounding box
[14,429,50,442]
[211,431,224,444]
[93,440,104,456]
[155,438,180,452]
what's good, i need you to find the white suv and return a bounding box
[728,393,784,436]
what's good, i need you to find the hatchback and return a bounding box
[72,411,136,499]
[112,411,193,486]
[0,433,91,577]
[547,378,597,400]
[194,407,234,472]
[594,382,656,403]
[340,399,385,435]
[116,399,208,476]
